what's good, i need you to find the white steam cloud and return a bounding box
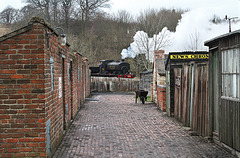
[121,2,240,61]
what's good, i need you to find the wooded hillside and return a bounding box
[0,0,184,75]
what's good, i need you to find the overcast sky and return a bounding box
[1,0,240,16]
[109,0,240,16]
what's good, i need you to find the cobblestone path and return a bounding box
[53,93,233,158]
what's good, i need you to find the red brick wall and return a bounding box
[157,85,166,111]
[0,18,90,157]
[0,22,47,157]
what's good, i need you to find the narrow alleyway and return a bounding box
[53,93,233,158]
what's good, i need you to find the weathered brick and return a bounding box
[17,60,31,64]
[17,90,31,94]
[0,134,11,138]
[0,55,8,59]
[18,99,31,104]
[31,60,44,64]
[16,144,25,148]
[3,110,17,114]
[15,153,26,157]
[25,133,38,138]
[0,95,8,99]
[26,124,39,128]
[18,129,31,133]
[25,105,38,109]
[2,120,7,123]
[0,45,9,49]
[11,124,24,128]
[33,138,45,142]
[17,79,31,84]
[24,94,37,99]
[7,148,19,153]
[4,100,16,104]
[27,153,39,157]
[10,74,23,79]
[18,50,30,54]
[24,65,37,69]
[10,45,23,49]
[19,138,32,142]
[31,80,45,84]
[19,110,31,114]
[2,70,16,74]
[10,55,23,59]
[6,139,18,143]
[3,79,16,84]
[2,79,17,84]
[38,54,44,58]
[11,115,25,119]
[1,153,13,157]
[40,153,46,157]
[3,40,16,44]
[38,95,45,99]
[26,114,39,118]
[21,148,33,152]
[3,90,17,95]
[31,50,44,54]
[32,100,45,103]
[0,75,9,79]
[21,85,28,89]
[31,89,45,93]
[26,143,38,147]
[24,45,38,49]
[12,134,24,138]
[10,105,23,109]
[33,129,45,133]
[32,69,44,74]
[5,50,16,54]
[10,65,24,69]
[3,60,16,64]
[24,34,37,39]
[17,40,30,44]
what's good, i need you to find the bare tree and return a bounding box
[24,0,51,22]
[52,0,61,25]
[111,10,134,23]
[186,30,203,51]
[137,9,166,37]
[0,7,19,24]
[133,28,171,69]
[77,0,110,22]
[60,0,74,32]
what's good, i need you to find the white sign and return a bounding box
[59,77,62,98]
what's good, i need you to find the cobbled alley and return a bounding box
[53,93,233,158]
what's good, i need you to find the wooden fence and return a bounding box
[91,77,139,92]
[174,63,209,136]
[220,99,240,151]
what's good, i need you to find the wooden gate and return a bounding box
[192,63,209,136]
[174,63,209,136]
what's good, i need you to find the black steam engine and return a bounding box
[90,60,134,78]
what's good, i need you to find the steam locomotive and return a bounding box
[90,60,134,78]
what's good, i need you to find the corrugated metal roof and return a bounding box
[204,29,240,46]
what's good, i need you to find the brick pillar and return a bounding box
[157,85,166,111]
[152,50,165,103]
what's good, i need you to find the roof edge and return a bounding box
[28,17,52,28]
[204,29,240,46]
[0,25,32,42]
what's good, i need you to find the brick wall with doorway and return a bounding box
[0,17,90,157]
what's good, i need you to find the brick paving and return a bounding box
[53,93,233,158]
